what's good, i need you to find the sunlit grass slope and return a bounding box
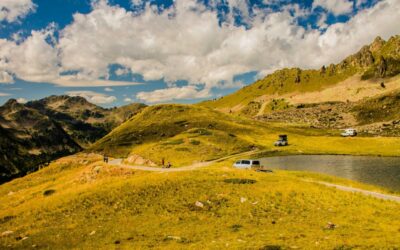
[90,104,263,165]
[90,104,400,166]
[0,154,399,249]
[201,67,357,109]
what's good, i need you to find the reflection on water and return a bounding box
[259,155,400,191]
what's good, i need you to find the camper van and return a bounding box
[233,159,261,169]
[341,128,357,137]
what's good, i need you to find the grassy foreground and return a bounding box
[0,154,399,249]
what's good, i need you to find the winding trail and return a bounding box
[315,181,400,203]
[107,153,400,203]
[107,150,256,172]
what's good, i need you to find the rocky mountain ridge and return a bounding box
[0,96,146,183]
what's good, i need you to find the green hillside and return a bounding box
[91,104,259,165]
[0,154,399,249]
[201,35,400,111]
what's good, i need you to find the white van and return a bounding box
[233,159,261,169]
[341,128,357,137]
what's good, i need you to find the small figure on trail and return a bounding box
[166,162,172,168]
[161,158,165,167]
[103,154,109,163]
[380,82,386,88]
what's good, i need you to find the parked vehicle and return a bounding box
[233,159,261,169]
[274,134,288,146]
[341,128,357,137]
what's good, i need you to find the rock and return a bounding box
[21,236,29,241]
[325,222,336,229]
[93,166,102,173]
[1,230,14,237]
[114,240,121,244]
[125,154,157,167]
[240,197,247,203]
[166,236,181,240]
[89,231,96,236]
[195,201,204,208]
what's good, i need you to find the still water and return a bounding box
[259,155,400,191]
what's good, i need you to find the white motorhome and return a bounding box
[341,128,357,137]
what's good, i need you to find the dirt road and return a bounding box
[107,153,400,203]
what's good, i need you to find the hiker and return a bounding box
[166,162,172,168]
[104,155,108,163]
[161,158,165,167]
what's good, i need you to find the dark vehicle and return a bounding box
[274,135,288,147]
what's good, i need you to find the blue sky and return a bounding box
[0,0,398,107]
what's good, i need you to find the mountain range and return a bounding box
[0,96,146,183]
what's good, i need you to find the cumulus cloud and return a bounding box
[0,92,11,97]
[104,87,114,92]
[16,97,27,103]
[124,97,133,102]
[313,0,353,16]
[0,71,14,84]
[115,68,130,76]
[66,90,117,104]
[0,25,59,83]
[0,0,400,103]
[136,86,210,103]
[0,0,36,23]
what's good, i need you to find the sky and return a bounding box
[0,0,399,107]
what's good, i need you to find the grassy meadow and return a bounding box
[2,104,400,249]
[0,154,399,249]
[89,104,400,168]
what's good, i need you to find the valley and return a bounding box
[1,35,400,249]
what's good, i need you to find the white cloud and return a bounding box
[0,0,36,23]
[131,0,145,6]
[115,68,130,76]
[313,0,353,15]
[0,92,11,97]
[0,25,59,83]
[16,97,27,103]
[0,71,14,84]
[0,0,399,102]
[104,87,114,92]
[124,97,133,102]
[136,86,210,103]
[66,90,117,104]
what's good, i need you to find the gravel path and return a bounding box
[107,153,400,203]
[107,150,256,172]
[316,181,400,203]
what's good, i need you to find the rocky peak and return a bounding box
[369,36,385,53]
[0,99,25,114]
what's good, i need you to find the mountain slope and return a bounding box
[201,35,400,113]
[0,96,146,183]
[0,99,81,183]
[90,104,259,165]
[26,95,146,146]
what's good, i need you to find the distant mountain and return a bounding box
[0,96,146,183]
[26,95,146,147]
[201,35,400,112]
